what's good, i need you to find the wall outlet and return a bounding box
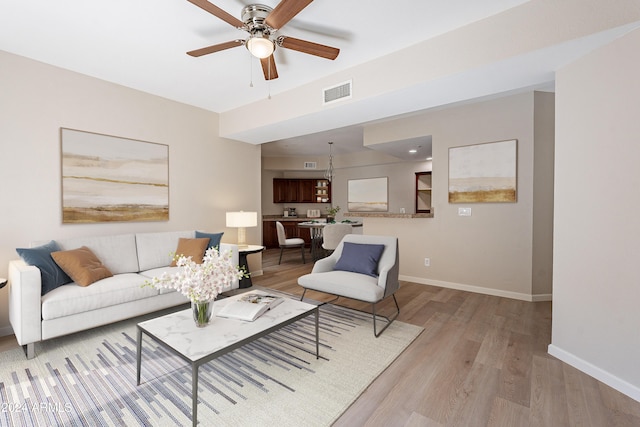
[424,257,430,267]
[458,207,472,216]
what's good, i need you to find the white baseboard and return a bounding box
[548,344,640,403]
[399,275,552,302]
[532,293,553,302]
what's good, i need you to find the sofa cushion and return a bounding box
[55,234,139,275]
[41,273,158,320]
[195,231,224,251]
[136,231,195,271]
[16,240,72,295]
[139,266,182,295]
[170,238,209,266]
[334,242,385,277]
[51,246,113,286]
[298,270,384,303]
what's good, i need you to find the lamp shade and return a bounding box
[226,211,258,228]
[246,36,274,59]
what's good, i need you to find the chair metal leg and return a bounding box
[372,294,400,337]
[278,247,284,264]
[299,290,398,336]
[300,288,339,304]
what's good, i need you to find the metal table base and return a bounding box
[136,301,319,427]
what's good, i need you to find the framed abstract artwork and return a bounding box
[61,128,169,223]
[348,177,388,212]
[448,139,517,203]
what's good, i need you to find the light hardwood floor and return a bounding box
[2,249,639,426]
[256,248,640,426]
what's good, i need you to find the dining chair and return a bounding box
[321,223,353,255]
[275,221,306,264]
[298,234,400,337]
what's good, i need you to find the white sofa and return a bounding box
[8,230,239,359]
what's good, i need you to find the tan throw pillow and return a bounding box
[51,246,113,287]
[170,237,210,266]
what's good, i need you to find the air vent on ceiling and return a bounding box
[323,80,352,105]
[304,162,317,170]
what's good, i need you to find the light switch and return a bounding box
[458,207,472,216]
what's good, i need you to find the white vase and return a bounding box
[192,299,214,327]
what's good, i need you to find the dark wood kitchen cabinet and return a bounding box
[273,179,299,203]
[273,178,330,204]
[415,172,432,213]
[299,179,315,202]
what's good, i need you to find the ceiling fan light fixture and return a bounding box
[246,35,274,58]
[186,1,340,82]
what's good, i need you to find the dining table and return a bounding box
[297,220,362,261]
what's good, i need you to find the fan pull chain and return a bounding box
[249,52,254,88]
[267,57,272,100]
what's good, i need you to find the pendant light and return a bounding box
[324,141,334,182]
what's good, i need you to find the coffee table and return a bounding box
[136,293,320,427]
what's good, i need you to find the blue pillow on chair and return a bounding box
[334,242,385,277]
[16,240,72,295]
[195,231,224,251]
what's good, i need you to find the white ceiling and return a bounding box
[1,1,637,159]
[0,0,529,113]
[259,125,433,161]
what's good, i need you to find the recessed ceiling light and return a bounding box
[409,149,417,154]
[426,157,433,161]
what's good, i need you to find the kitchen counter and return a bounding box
[344,211,433,219]
[262,216,326,222]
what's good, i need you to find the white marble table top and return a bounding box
[238,244,265,253]
[137,293,317,362]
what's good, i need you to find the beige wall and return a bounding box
[261,149,419,217]
[0,51,262,335]
[328,162,432,219]
[362,92,554,300]
[221,0,640,144]
[550,28,640,400]
[532,92,555,296]
[262,92,554,301]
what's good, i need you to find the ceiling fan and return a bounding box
[186,0,340,80]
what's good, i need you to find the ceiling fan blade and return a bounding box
[265,0,313,30]
[187,40,243,57]
[278,36,339,60]
[260,55,279,80]
[187,0,244,28]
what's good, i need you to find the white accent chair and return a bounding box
[276,221,306,265]
[321,223,352,255]
[298,234,400,337]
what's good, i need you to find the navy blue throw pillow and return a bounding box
[334,242,385,277]
[195,231,224,251]
[16,240,72,295]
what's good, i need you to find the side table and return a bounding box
[238,245,265,288]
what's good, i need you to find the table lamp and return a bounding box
[226,211,257,248]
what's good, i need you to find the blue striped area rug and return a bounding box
[0,304,422,427]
